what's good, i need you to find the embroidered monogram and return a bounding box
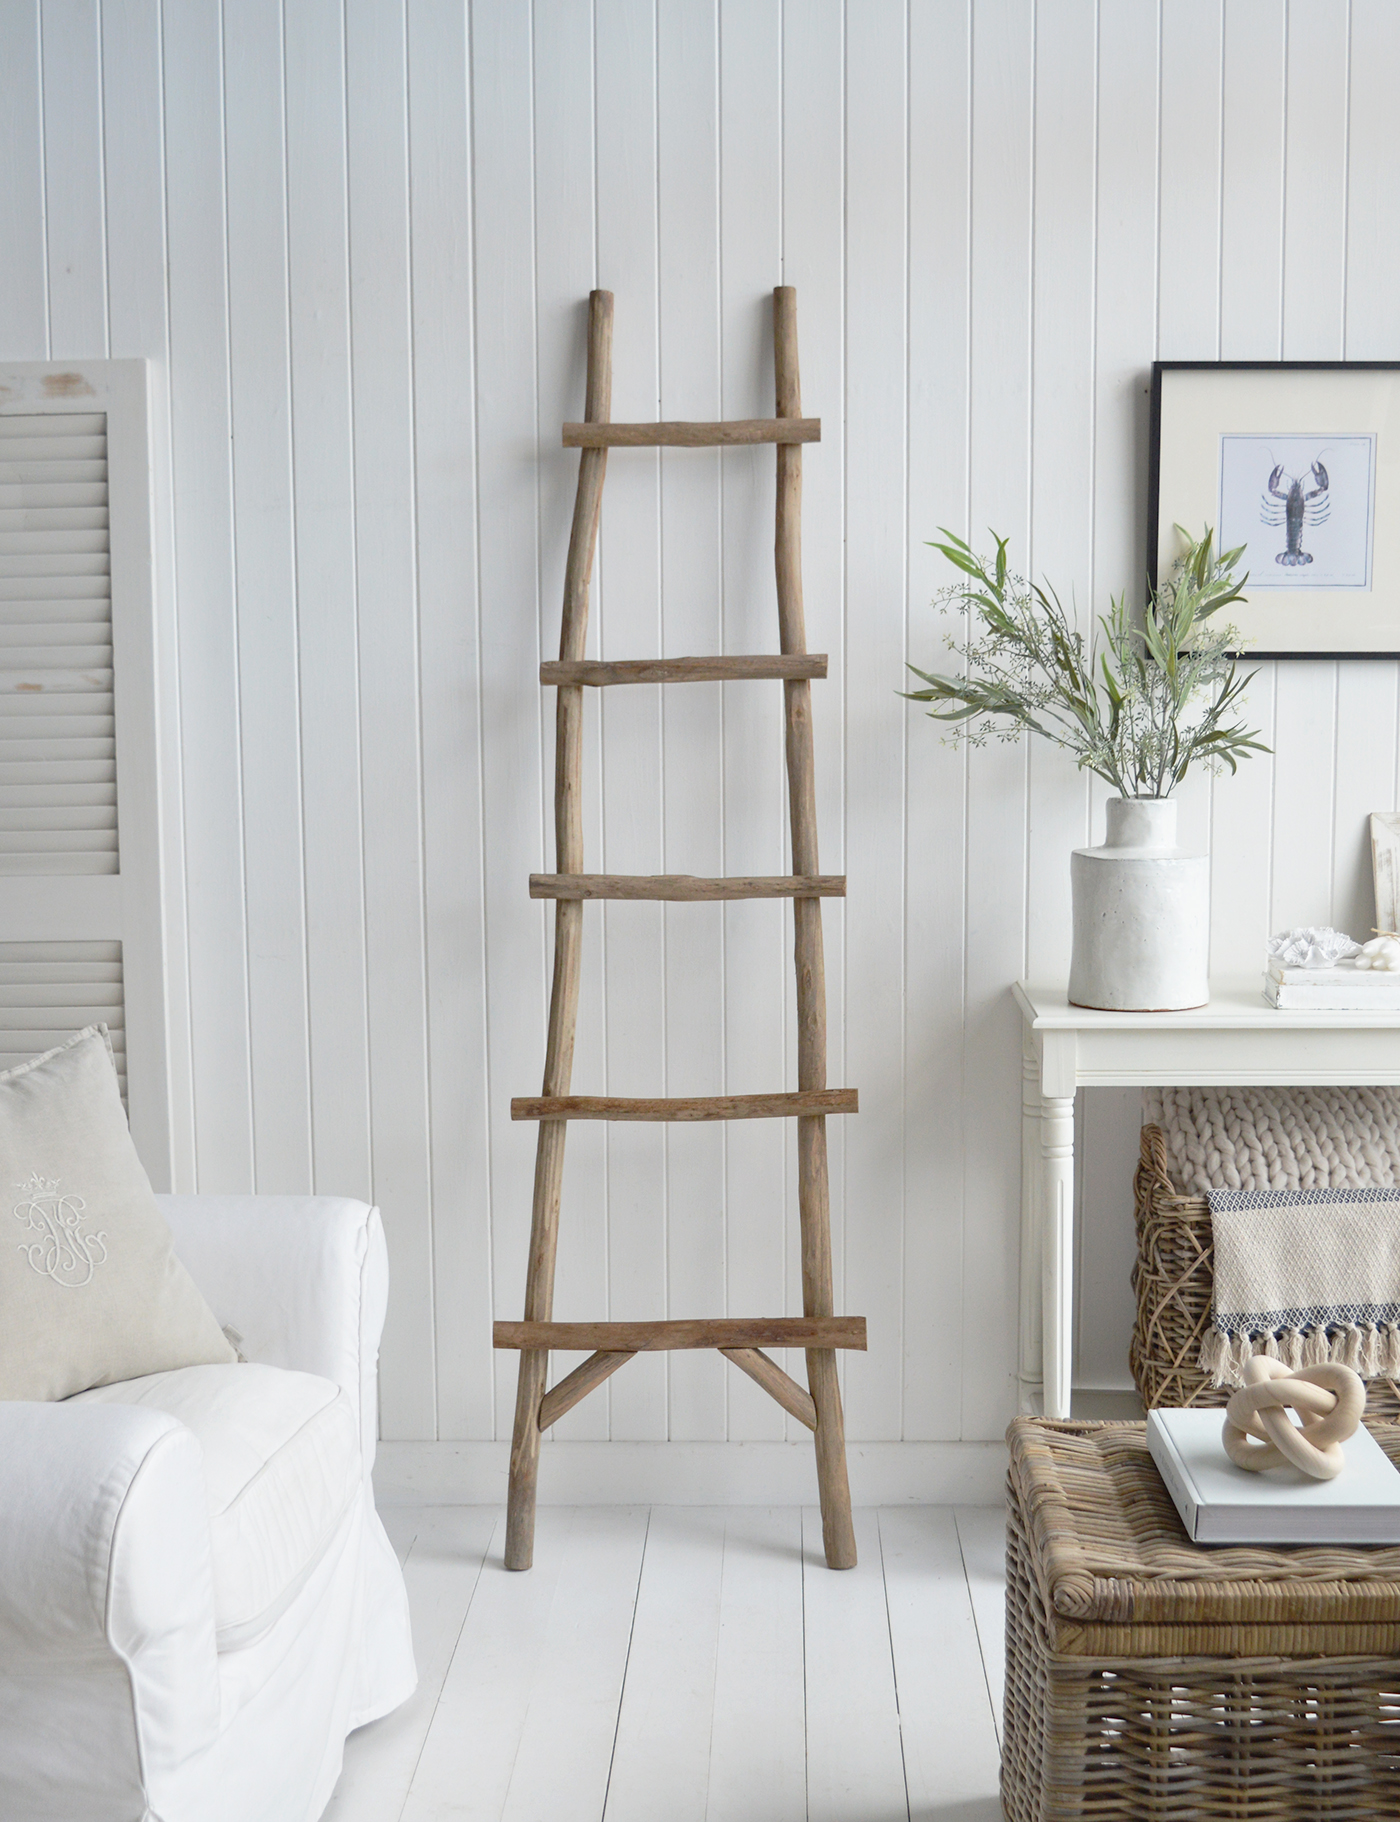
[13,1171,107,1287]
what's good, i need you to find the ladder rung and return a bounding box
[563,418,820,448]
[495,1316,867,1352]
[511,1089,858,1123]
[541,654,827,686]
[531,873,845,902]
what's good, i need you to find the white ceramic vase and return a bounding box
[1067,796,1208,1011]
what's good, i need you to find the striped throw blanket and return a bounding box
[1202,1186,1400,1385]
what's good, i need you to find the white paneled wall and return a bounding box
[3,0,1399,1452]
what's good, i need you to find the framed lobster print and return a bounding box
[1148,361,1400,657]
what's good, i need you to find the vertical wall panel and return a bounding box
[162,0,256,1193]
[7,2,1398,1447]
[902,0,969,1441]
[1347,1,1400,359]
[530,0,610,1447]
[407,0,493,1441]
[658,0,726,1442]
[223,0,314,1194]
[843,0,910,1442]
[959,0,1033,1441]
[0,2,48,358]
[1281,0,1350,359]
[782,0,846,1438]
[283,0,373,1208]
[101,0,196,1190]
[1219,0,1284,358]
[41,0,108,357]
[472,0,548,1444]
[718,0,787,1444]
[595,0,668,1442]
[344,0,435,1437]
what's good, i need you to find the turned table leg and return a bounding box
[1040,1093,1075,1421]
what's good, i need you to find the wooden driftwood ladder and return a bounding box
[496,287,864,1572]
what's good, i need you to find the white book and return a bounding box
[1147,1407,1400,1544]
[1263,962,1400,1009]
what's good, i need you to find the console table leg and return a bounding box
[1018,1035,1043,1410]
[1040,1094,1075,1421]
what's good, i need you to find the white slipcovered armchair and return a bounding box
[0,1195,416,1822]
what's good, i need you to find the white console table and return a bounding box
[1014,980,1400,1420]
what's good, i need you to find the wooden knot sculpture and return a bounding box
[1222,1354,1366,1480]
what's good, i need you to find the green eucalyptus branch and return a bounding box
[902,525,1269,798]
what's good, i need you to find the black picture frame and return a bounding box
[1148,359,1400,658]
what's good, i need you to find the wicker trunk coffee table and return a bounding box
[1005,1417,1400,1819]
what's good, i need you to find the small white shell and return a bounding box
[1267,926,1363,970]
[1356,936,1400,972]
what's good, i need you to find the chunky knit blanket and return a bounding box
[1145,1086,1400,1385]
[1145,1085,1400,1196]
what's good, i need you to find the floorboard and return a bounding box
[705,1507,807,1822]
[399,1506,650,1822]
[328,1503,1008,1822]
[801,1507,908,1822]
[324,1508,498,1822]
[953,1505,1007,1745]
[879,1507,1002,1821]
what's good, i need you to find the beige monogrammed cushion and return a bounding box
[0,1027,235,1400]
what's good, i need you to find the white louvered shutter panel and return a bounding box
[0,364,172,1179]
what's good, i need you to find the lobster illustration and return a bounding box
[1261,459,1329,567]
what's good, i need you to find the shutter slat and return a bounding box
[0,966,122,984]
[0,807,117,830]
[0,704,114,729]
[0,555,111,577]
[0,828,117,853]
[0,414,107,437]
[0,942,120,964]
[0,624,112,646]
[0,741,114,761]
[0,437,106,460]
[0,771,115,792]
[0,645,112,666]
[0,461,108,483]
[0,761,115,785]
[0,852,119,874]
[0,577,110,602]
[0,509,109,532]
[0,671,113,693]
[0,983,123,1007]
[0,484,107,508]
[0,530,110,554]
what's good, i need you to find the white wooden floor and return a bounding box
[323,1505,1006,1822]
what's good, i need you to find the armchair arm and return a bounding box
[0,1402,221,1816]
[156,1195,388,1472]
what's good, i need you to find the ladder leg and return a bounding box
[505,1108,570,1569]
[507,291,614,1570]
[774,286,856,1569]
[800,1110,856,1568]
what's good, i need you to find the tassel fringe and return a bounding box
[1200,1322,1400,1387]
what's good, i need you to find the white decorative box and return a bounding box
[1148,1407,1400,1544]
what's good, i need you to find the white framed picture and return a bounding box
[1150,363,1400,655]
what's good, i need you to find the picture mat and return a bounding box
[1156,368,1400,653]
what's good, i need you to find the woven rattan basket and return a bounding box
[1130,1121,1400,1416]
[1004,1416,1400,1820]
